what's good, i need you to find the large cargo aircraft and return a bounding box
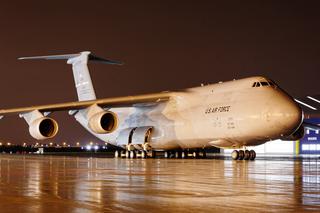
[0,51,318,160]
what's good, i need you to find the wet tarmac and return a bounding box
[0,155,319,212]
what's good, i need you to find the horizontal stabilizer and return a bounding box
[18,51,123,65]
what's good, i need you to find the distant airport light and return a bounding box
[86,145,92,151]
[294,99,317,110]
[307,96,320,104]
[0,143,3,146]
[76,142,80,146]
[23,143,26,147]
[49,142,53,146]
[7,142,11,146]
[63,142,67,146]
[89,141,93,145]
[94,145,99,150]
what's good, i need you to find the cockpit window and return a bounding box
[252,79,277,88]
[252,81,277,88]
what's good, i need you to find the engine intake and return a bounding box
[29,117,59,140]
[88,111,118,134]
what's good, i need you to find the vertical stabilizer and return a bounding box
[18,51,123,102]
[67,51,96,101]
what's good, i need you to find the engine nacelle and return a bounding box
[88,111,118,134]
[29,117,59,140]
[282,125,305,141]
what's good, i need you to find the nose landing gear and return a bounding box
[231,149,256,160]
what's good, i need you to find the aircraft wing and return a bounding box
[0,92,171,116]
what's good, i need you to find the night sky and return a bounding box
[0,0,319,144]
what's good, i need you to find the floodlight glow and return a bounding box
[307,96,320,104]
[294,99,317,110]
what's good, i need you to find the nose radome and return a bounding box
[279,99,303,134]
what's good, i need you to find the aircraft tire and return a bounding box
[249,150,256,160]
[193,151,200,158]
[175,151,180,158]
[181,151,186,159]
[164,151,169,158]
[115,150,119,158]
[238,150,245,160]
[125,151,130,158]
[141,151,147,159]
[231,150,239,160]
[130,151,136,159]
[244,150,250,160]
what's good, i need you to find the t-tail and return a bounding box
[19,51,122,101]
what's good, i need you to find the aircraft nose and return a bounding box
[276,98,303,135]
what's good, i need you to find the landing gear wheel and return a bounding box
[115,150,119,158]
[164,151,169,158]
[238,150,245,160]
[130,151,136,159]
[231,150,239,160]
[244,150,250,160]
[125,151,130,158]
[175,151,180,158]
[193,151,199,158]
[141,151,147,159]
[249,150,256,160]
[181,151,186,159]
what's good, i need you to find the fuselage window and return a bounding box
[256,82,261,87]
[252,82,256,87]
[260,81,269,86]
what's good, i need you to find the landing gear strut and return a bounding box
[231,150,256,160]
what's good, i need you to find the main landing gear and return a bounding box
[114,150,155,159]
[164,150,206,159]
[231,150,256,160]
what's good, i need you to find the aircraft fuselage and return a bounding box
[74,76,303,150]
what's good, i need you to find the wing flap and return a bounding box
[0,92,171,115]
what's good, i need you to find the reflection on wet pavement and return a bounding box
[0,155,319,212]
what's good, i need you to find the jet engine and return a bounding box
[282,125,305,141]
[29,117,59,140]
[88,111,118,134]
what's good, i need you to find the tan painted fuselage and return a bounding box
[75,76,303,150]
